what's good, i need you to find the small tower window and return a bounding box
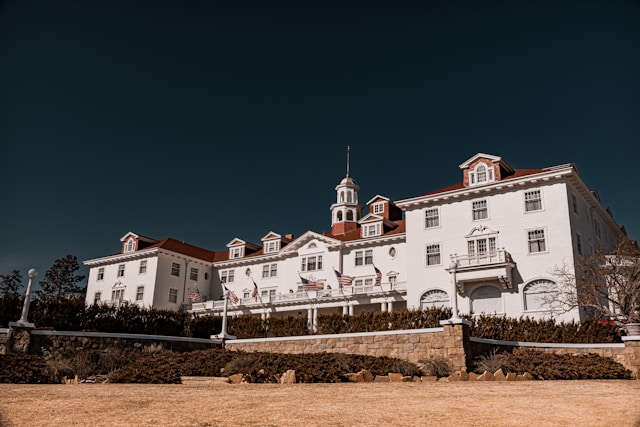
[125,239,135,253]
[347,210,354,221]
[337,211,343,222]
[347,191,353,203]
[340,191,345,202]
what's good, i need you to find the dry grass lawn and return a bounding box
[1,381,639,427]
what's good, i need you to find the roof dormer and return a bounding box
[226,238,260,259]
[119,232,158,254]
[365,195,403,221]
[358,214,397,238]
[459,153,514,188]
[261,231,291,254]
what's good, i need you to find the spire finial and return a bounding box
[346,146,350,177]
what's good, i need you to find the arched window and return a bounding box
[125,239,135,252]
[337,211,343,222]
[476,164,487,183]
[340,191,345,202]
[523,279,560,312]
[470,286,502,314]
[347,191,352,203]
[421,289,449,310]
[346,210,354,221]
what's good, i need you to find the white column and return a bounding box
[381,302,387,312]
[448,260,461,321]
[388,301,393,313]
[349,305,354,316]
[342,305,348,315]
[307,308,313,331]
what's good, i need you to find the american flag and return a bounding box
[300,275,324,291]
[334,268,354,287]
[374,265,382,286]
[224,286,239,304]
[252,279,261,301]
[188,287,201,302]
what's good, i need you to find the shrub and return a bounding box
[418,357,453,378]
[472,348,632,380]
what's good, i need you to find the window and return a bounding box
[365,249,373,265]
[262,263,278,278]
[576,234,582,256]
[261,289,276,299]
[523,280,560,312]
[389,247,397,258]
[364,278,373,287]
[264,241,278,253]
[467,237,496,257]
[354,279,363,287]
[426,244,441,266]
[204,272,209,280]
[125,239,135,252]
[363,223,381,237]
[190,267,198,281]
[354,250,373,266]
[470,286,502,314]
[171,262,180,277]
[524,190,542,212]
[572,194,578,214]
[346,210,354,221]
[139,260,147,274]
[528,229,547,253]
[136,286,144,301]
[373,202,384,214]
[425,208,440,228]
[111,288,124,302]
[472,200,488,220]
[94,292,101,305]
[97,267,104,281]
[168,288,178,303]
[421,290,449,309]
[230,247,243,259]
[221,269,235,283]
[469,163,494,186]
[301,255,322,272]
[117,264,125,278]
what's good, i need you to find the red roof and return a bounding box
[148,238,218,262]
[415,168,546,198]
[324,220,406,242]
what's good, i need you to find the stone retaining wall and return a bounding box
[470,336,640,377]
[225,323,472,372]
[0,327,219,355]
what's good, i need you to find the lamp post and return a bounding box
[448,259,462,322]
[16,269,37,327]
[211,289,236,344]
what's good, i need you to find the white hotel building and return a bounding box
[84,153,627,325]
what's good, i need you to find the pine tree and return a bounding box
[36,255,86,300]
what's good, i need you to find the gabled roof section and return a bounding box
[148,238,217,263]
[324,220,406,242]
[119,231,158,244]
[280,231,343,254]
[366,195,390,205]
[358,214,397,228]
[458,153,513,174]
[261,231,281,241]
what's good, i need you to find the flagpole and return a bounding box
[346,145,350,177]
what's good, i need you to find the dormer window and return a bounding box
[469,163,494,186]
[372,202,385,214]
[124,239,135,253]
[363,223,382,238]
[230,247,243,259]
[264,240,279,254]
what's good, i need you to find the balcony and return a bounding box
[190,282,407,313]
[448,249,516,291]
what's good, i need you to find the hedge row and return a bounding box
[1,296,623,343]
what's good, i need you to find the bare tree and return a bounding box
[552,238,640,325]
[0,269,23,297]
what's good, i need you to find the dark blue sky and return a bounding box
[1,1,639,288]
